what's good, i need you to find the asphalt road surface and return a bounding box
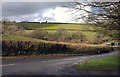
[2,51,119,75]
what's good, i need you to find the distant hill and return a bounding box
[16,22,94,30]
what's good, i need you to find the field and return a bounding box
[22,30,96,41]
[16,23,95,30]
[2,35,40,41]
[18,23,97,41]
[2,22,118,57]
[3,22,110,46]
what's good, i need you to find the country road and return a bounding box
[2,51,119,75]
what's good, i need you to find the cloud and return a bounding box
[39,6,90,23]
[35,7,73,22]
[2,2,91,23]
[2,2,61,17]
[53,7,72,22]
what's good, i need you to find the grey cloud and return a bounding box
[2,2,62,17]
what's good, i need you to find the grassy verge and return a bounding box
[75,55,119,71]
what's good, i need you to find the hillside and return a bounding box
[16,22,95,30]
[16,22,97,41]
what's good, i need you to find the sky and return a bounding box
[2,2,90,23]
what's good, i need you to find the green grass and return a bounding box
[2,35,79,45]
[82,31,96,39]
[75,55,119,71]
[2,35,40,41]
[22,30,34,33]
[47,30,96,40]
[16,22,97,40]
[22,29,97,41]
[16,23,95,30]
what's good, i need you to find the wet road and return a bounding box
[2,51,119,75]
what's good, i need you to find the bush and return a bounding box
[56,29,72,42]
[46,33,59,41]
[2,25,18,35]
[28,29,48,39]
[71,31,87,43]
[46,29,72,42]
[94,33,104,44]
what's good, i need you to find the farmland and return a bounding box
[16,23,95,30]
[16,23,97,42]
[3,22,117,57]
[22,30,97,41]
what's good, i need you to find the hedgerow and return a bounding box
[2,40,115,56]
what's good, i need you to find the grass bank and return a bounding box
[75,55,119,71]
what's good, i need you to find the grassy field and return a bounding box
[16,23,95,30]
[22,30,34,33]
[22,30,97,41]
[2,35,40,42]
[75,55,119,71]
[3,23,102,45]
[16,22,97,41]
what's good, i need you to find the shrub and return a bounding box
[28,29,48,39]
[46,33,59,41]
[46,29,72,42]
[2,25,18,35]
[94,33,104,44]
[71,31,87,43]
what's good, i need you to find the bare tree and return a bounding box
[65,1,120,41]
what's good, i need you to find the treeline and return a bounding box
[2,40,115,56]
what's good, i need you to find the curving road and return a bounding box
[2,51,119,75]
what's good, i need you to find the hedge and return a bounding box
[2,40,115,56]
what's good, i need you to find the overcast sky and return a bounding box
[2,2,90,23]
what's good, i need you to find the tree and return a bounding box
[2,18,10,26]
[66,1,120,41]
[28,29,48,39]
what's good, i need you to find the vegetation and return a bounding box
[27,29,48,40]
[16,22,95,30]
[2,19,110,44]
[75,55,119,70]
[2,39,114,56]
[22,30,97,41]
[2,35,40,41]
[2,19,24,36]
[14,22,112,44]
[2,25,18,35]
[25,28,87,43]
[69,1,120,41]
[1,18,119,57]
[22,30,34,33]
